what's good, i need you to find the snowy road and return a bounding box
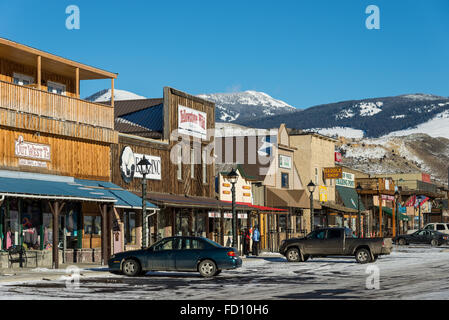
[1,245,448,300]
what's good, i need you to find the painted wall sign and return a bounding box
[119,146,162,183]
[336,172,355,188]
[323,167,343,179]
[178,105,207,139]
[15,135,51,161]
[279,155,292,169]
[134,153,161,180]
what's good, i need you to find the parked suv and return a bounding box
[423,223,449,235]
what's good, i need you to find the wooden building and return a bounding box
[0,38,152,269]
[110,87,252,251]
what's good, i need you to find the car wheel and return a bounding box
[355,248,371,264]
[286,248,301,262]
[122,259,141,277]
[398,238,407,246]
[198,260,217,278]
[430,239,438,247]
[214,269,222,276]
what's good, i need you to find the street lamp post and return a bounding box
[137,156,151,249]
[226,168,239,248]
[307,181,316,232]
[356,184,363,238]
[394,190,400,237]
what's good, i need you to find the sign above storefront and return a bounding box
[336,172,355,188]
[323,167,343,179]
[119,146,161,183]
[178,105,207,139]
[335,152,342,163]
[15,135,50,168]
[279,155,292,169]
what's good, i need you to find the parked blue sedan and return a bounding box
[108,236,242,277]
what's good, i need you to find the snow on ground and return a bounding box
[340,145,387,159]
[0,246,448,300]
[383,110,449,139]
[358,102,383,117]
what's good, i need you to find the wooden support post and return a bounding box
[220,210,224,246]
[49,201,65,269]
[172,208,176,237]
[379,192,383,237]
[190,208,194,236]
[111,78,115,108]
[37,56,41,90]
[75,67,80,98]
[99,204,109,265]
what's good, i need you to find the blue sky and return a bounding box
[1,0,449,108]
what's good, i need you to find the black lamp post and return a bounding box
[356,183,363,238]
[394,190,400,237]
[307,181,316,232]
[137,156,151,249]
[226,168,239,248]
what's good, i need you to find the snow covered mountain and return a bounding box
[241,93,449,139]
[197,91,296,123]
[85,89,146,102]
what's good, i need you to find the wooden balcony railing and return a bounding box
[0,79,114,130]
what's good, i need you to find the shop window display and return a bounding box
[123,211,136,245]
[5,199,19,249]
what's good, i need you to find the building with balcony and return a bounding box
[0,38,154,268]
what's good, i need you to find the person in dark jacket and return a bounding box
[243,228,251,256]
[252,226,260,256]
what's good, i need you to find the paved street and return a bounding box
[1,245,448,300]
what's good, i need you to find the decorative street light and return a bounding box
[307,181,316,232]
[137,156,151,249]
[356,183,363,238]
[226,168,239,248]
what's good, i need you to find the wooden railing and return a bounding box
[0,80,114,129]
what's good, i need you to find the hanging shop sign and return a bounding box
[319,186,328,202]
[220,212,248,219]
[336,172,355,188]
[15,135,50,168]
[335,152,342,163]
[323,167,343,179]
[178,105,207,139]
[279,155,292,169]
[381,195,395,201]
[120,146,161,183]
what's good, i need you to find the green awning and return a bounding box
[336,186,365,211]
[374,206,409,221]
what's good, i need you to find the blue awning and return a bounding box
[0,171,157,210]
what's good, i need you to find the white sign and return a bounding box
[178,105,207,139]
[134,153,161,180]
[15,136,51,161]
[18,158,47,168]
[222,212,247,219]
[279,155,292,169]
[336,172,355,188]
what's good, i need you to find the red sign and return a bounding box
[335,152,342,163]
[422,173,431,183]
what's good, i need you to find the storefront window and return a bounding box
[84,215,101,235]
[61,203,81,249]
[5,199,19,249]
[279,215,287,232]
[22,200,42,250]
[124,211,136,245]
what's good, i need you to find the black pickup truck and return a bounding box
[279,227,393,264]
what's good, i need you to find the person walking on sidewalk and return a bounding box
[243,228,251,256]
[252,226,260,256]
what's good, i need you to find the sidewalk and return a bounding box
[0,264,108,284]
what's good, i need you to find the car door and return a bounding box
[408,231,423,244]
[324,229,344,255]
[304,230,327,255]
[150,238,179,270]
[175,238,203,271]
